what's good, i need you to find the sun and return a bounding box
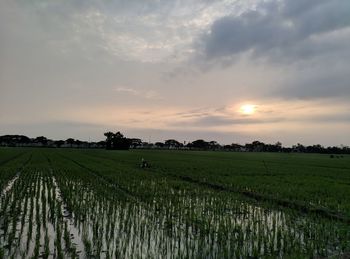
[240,104,256,115]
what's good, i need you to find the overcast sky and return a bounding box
[1,0,350,146]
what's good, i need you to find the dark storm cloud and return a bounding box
[199,0,350,61]
[196,0,350,99]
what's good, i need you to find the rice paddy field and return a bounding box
[0,148,350,258]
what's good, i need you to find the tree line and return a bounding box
[0,133,349,154]
[0,135,105,149]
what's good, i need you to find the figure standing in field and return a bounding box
[140,158,150,168]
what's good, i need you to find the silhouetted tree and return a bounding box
[66,138,75,148]
[104,132,114,150]
[164,139,182,148]
[97,141,106,148]
[293,143,306,153]
[208,141,220,150]
[190,139,209,149]
[75,140,82,148]
[129,138,142,148]
[155,142,165,148]
[54,140,65,148]
[0,133,349,154]
[104,131,131,150]
[35,136,48,146]
[18,135,31,145]
[112,132,131,150]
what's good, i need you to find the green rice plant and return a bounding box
[1,148,350,257]
[43,230,50,259]
[82,230,92,257]
[63,221,71,252]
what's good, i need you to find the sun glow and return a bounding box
[240,104,256,115]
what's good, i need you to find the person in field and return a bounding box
[140,158,150,168]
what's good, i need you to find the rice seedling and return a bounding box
[0,148,349,257]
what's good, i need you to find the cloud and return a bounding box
[168,100,350,128]
[1,0,350,146]
[192,115,284,126]
[194,0,350,99]
[277,64,350,99]
[114,87,139,95]
[1,0,254,64]
[198,0,350,62]
[169,108,286,127]
[114,87,163,100]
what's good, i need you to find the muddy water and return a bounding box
[0,171,80,258]
[52,176,86,257]
[0,174,19,199]
[0,172,349,258]
[50,175,350,258]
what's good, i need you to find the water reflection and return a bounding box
[0,170,349,258]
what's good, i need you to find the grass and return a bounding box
[0,147,349,258]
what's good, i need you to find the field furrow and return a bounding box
[0,148,349,258]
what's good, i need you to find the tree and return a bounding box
[35,136,48,146]
[155,142,165,148]
[18,135,31,145]
[164,139,182,148]
[274,141,282,152]
[104,131,131,150]
[293,143,305,153]
[208,141,221,150]
[75,140,82,148]
[112,132,131,150]
[54,140,65,148]
[245,141,266,152]
[66,138,75,148]
[190,139,209,149]
[129,138,142,148]
[104,132,114,150]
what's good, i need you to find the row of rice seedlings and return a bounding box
[49,161,350,258]
[51,174,82,258]
[2,150,349,257]
[0,172,28,255]
[2,152,344,258]
[52,167,181,257]
[131,174,349,257]
[0,153,32,210]
[1,169,36,257]
[63,149,350,218]
[0,166,84,258]
[180,165,350,218]
[0,152,29,196]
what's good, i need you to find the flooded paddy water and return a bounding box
[0,150,350,258]
[1,168,349,258]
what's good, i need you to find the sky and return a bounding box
[1,0,350,146]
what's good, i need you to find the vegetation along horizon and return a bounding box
[0,147,350,258]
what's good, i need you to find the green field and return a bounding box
[1,148,350,258]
